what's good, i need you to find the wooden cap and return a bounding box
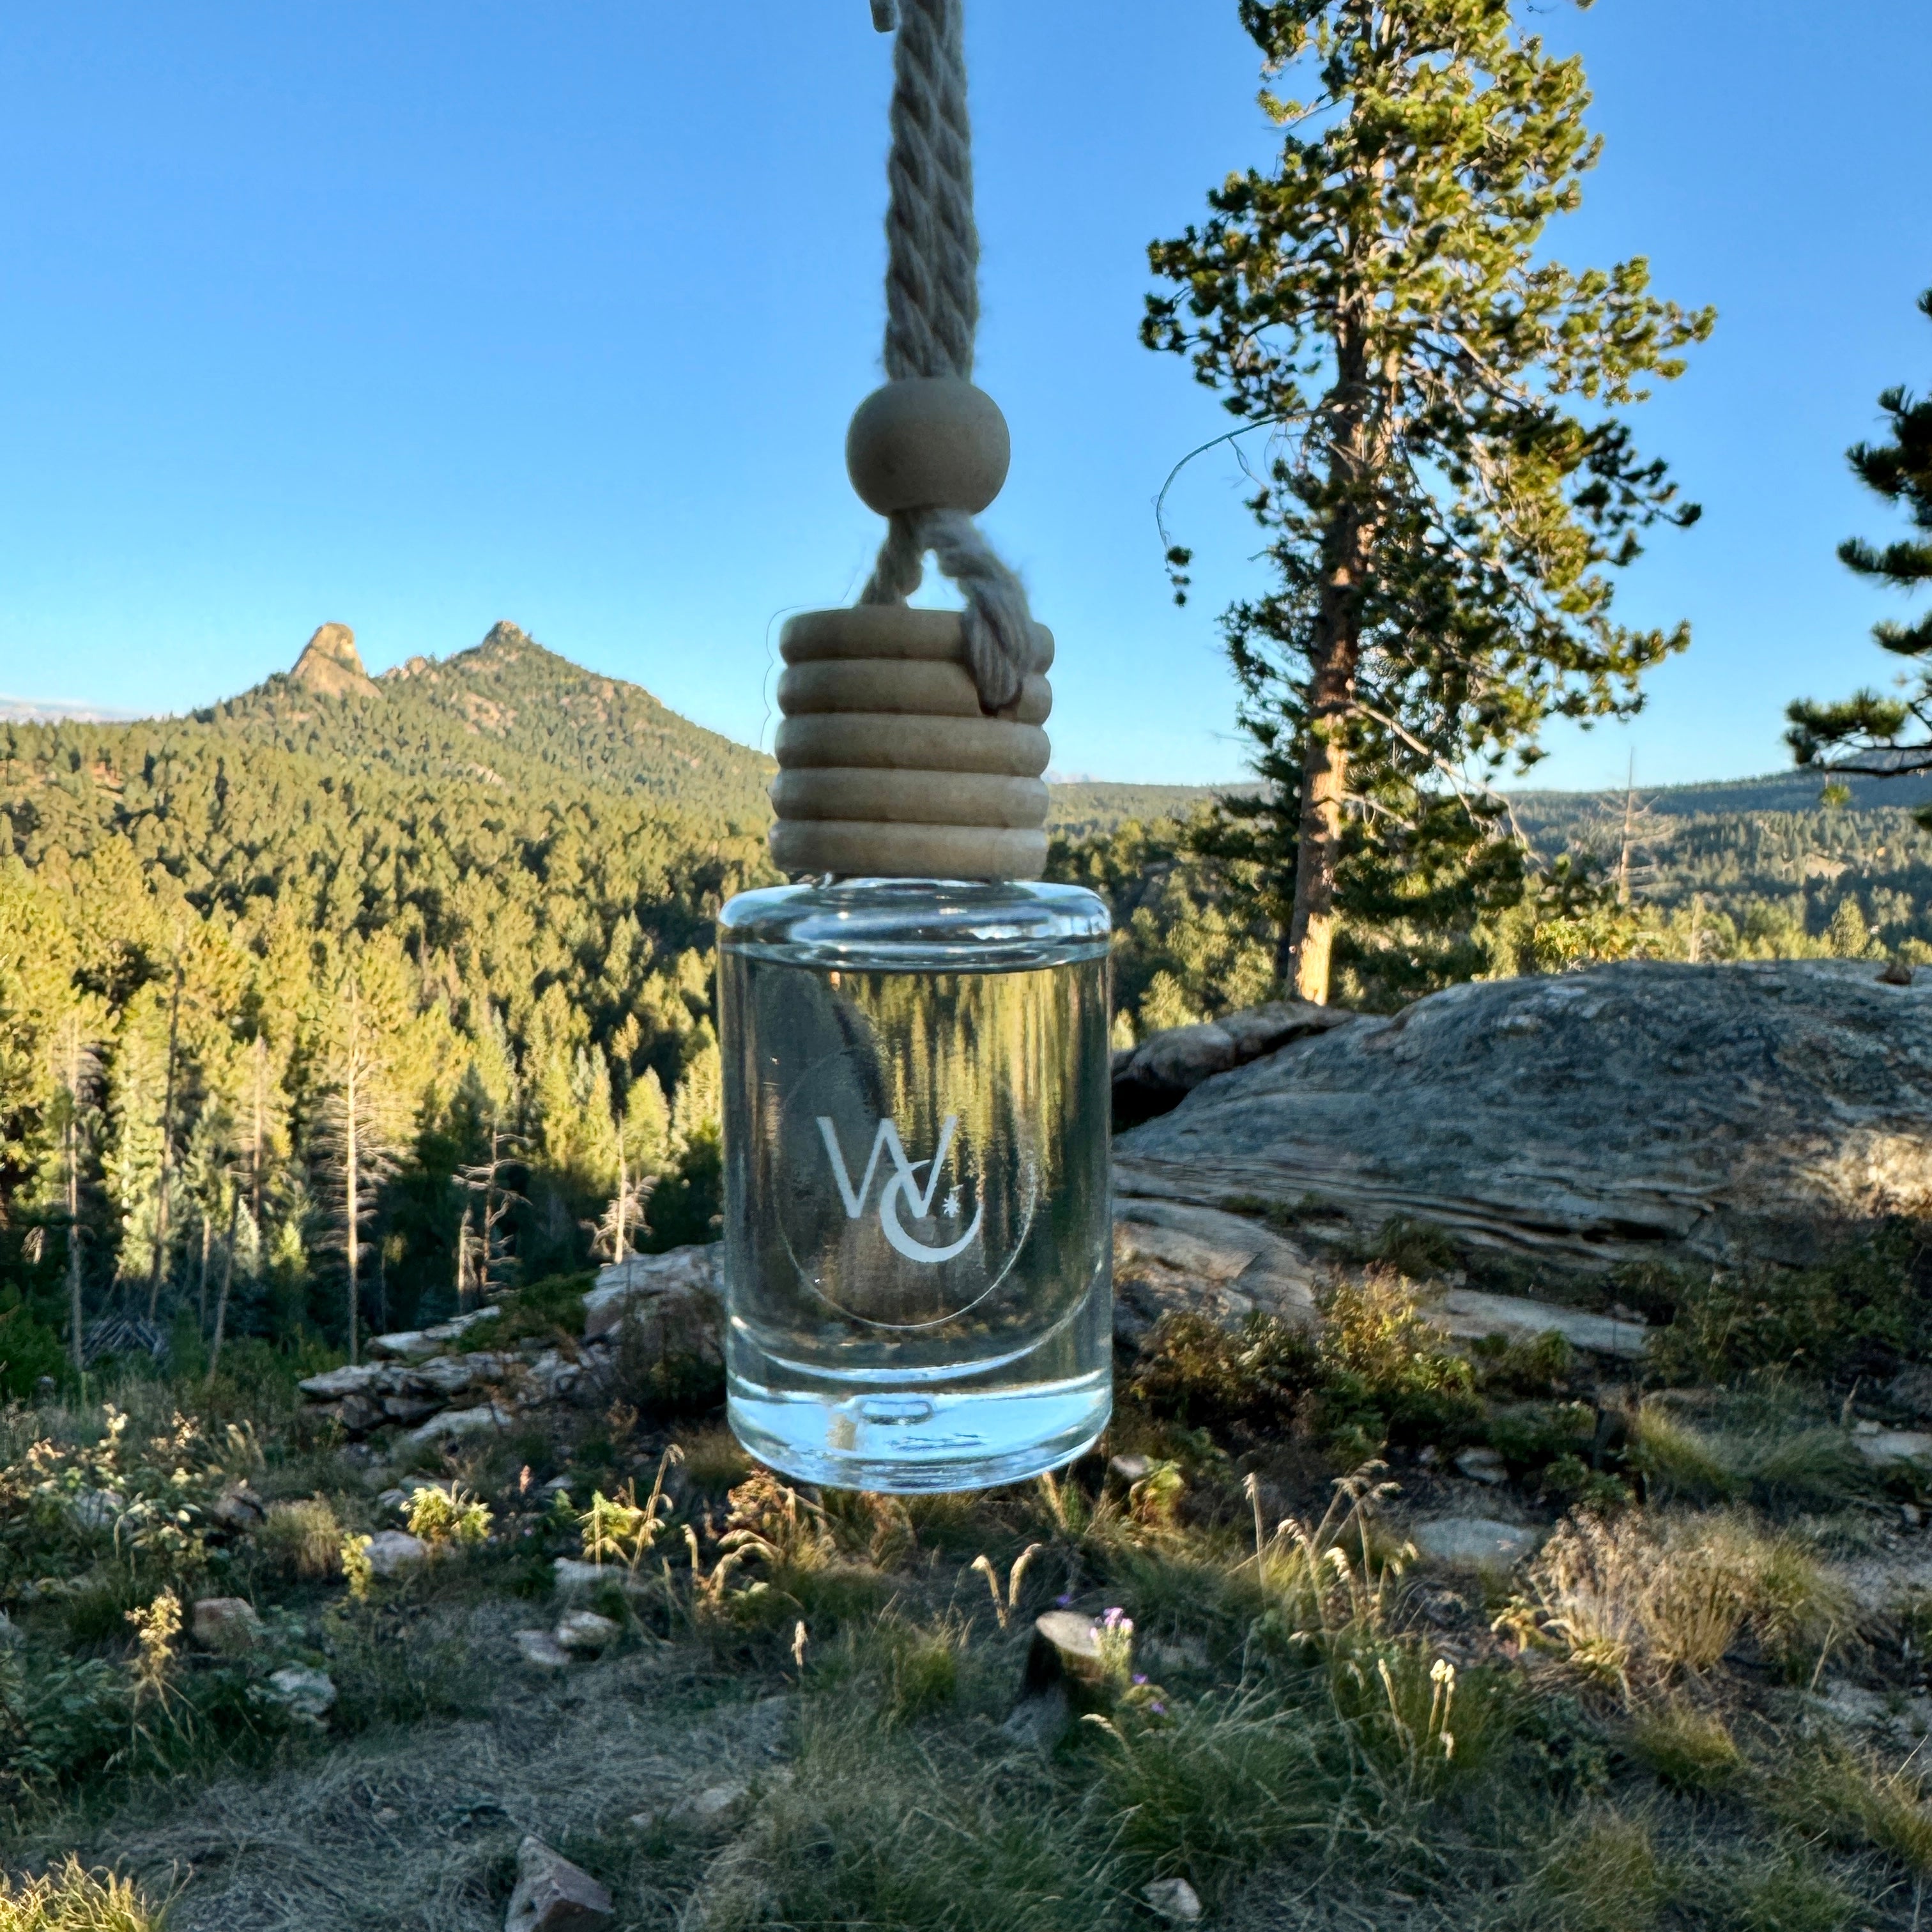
[769,604,1056,882]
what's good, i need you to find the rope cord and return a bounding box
[859,0,1045,714]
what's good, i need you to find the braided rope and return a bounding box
[859,0,1045,715]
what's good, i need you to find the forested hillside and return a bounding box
[12,615,1932,1389]
[0,624,776,1386]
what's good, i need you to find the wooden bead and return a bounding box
[778,659,1051,726]
[769,819,1048,882]
[770,769,1048,829]
[775,713,1050,777]
[845,378,1011,516]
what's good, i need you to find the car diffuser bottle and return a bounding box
[719,866,1112,1491]
[718,0,1113,1489]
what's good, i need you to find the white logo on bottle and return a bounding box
[816,1115,984,1265]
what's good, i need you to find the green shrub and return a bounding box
[457,1271,593,1349]
[0,1289,66,1400]
[1644,1225,1931,1385]
[1370,1217,1460,1277]
[1317,1270,1480,1452]
[1129,1310,1315,1435]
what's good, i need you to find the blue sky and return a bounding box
[1,1,1928,793]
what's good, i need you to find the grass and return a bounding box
[1626,1699,1742,1792]
[254,1498,344,1581]
[14,1245,1932,1931]
[1512,1507,1850,1694]
[0,1860,164,1931]
[1630,1397,1869,1511]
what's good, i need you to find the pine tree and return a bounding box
[1144,0,1712,1003]
[457,1122,524,1306]
[146,956,185,1319]
[1787,287,1932,783]
[314,974,398,1362]
[47,1013,100,1372]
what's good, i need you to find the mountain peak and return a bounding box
[290,623,377,699]
[479,620,533,656]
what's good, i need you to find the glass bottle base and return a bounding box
[727,1361,1112,1492]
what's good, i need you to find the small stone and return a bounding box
[376,1489,408,1512]
[1906,1504,1924,1529]
[405,1404,510,1448]
[1409,1518,1540,1568]
[1881,959,1917,986]
[373,1805,400,1824]
[364,1529,429,1578]
[1142,1876,1203,1922]
[1108,1455,1151,1485]
[211,1482,267,1531]
[1856,1430,1932,1468]
[1890,1367,1932,1421]
[505,1835,614,1932]
[554,1610,620,1655]
[70,1488,125,1531]
[666,1781,750,1834]
[1453,1447,1507,1485]
[337,1392,387,1436]
[299,1363,387,1401]
[553,1558,650,1600]
[514,1629,574,1670]
[191,1596,265,1652]
[266,1665,335,1720]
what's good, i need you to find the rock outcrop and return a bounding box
[296,1243,720,1440]
[289,622,378,700]
[1119,960,1932,1273]
[1113,999,1356,1128]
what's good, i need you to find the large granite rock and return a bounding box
[1117,961,1932,1273]
[1114,1000,1356,1128]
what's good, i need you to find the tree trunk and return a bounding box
[147,964,183,1320]
[1287,687,1354,1004]
[66,1106,84,1374]
[1284,306,1381,1006]
[345,1002,361,1366]
[250,1034,266,1229]
[207,1190,238,1386]
[197,1212,211,1335]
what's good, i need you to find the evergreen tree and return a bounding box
[1788,287,1932,783]
[313,972,399,1362]
[1144,0,1711,1002]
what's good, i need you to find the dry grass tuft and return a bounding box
[256,1498,344,1581]
[0,1859,164,1932]
[1514,1508,1848,1694]
[1626,1699,1742,1792]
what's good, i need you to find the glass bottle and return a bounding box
[717,875,1112,1491]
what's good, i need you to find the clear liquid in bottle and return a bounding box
[717,877,1112,1491]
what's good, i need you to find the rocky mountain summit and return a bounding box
[1119,959,1932,1275]
[288,622,378,700]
